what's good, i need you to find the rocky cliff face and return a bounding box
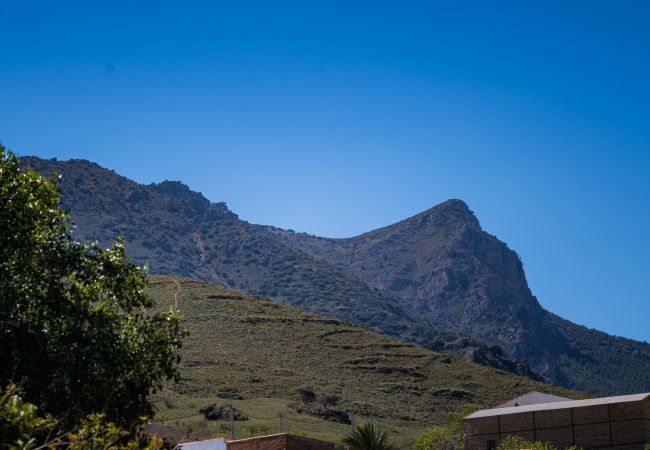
[269,200,572,369]
[21,156,650,395]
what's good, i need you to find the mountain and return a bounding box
[266,201,568,371]
[268,201,650,394]
[20,156,532,377]
[146,275,583,446]
[21,156,650,395]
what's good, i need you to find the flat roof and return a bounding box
[466,392,650,419]
[494,391,571,408]
[226,433,334,445]
[180,438,226,450]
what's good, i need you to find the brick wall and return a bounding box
[227,434,286,450]
[285,435,335,450]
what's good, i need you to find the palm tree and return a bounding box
[343,423,396,450]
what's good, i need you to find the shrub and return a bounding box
[496,435,583,450]
[343,423,396,450]
[414,425,460,450]
[496,436,557,450]
[414,405,478,450]
[0,384,166,450]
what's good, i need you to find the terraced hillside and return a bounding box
[22,156,650,395]
[21,156,536,379]
[147,275,583,448]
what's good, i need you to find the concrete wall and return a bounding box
[226,434,334,450]
[465,397,650,450]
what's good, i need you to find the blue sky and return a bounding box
[1,1,649,342]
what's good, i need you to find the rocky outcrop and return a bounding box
[430,337,544,381]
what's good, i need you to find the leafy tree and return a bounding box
[414,425,458,450]
[342,423,396,450]
[414,405,478,450]
[0,384,166,450]
[0,384,57,450]
[0,145,184,428]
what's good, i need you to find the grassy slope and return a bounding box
[24,157,650,396]
[148,275,583,448]
[21,156,460,348]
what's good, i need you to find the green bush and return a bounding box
[496,435,583,450]
[414,425,460,450]
[497,436,556,450]
[414,405,478,450]
[343,423,396,450]
[0,384,56,450]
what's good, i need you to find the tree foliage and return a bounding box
[496,435,582,450]
[414,405,478,450]
[0,384,166,450]
[342,423,396,450]
[0,384,57,450]
[0,145,185,428]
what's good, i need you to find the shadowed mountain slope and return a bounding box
[20,157,480,349]
[21,156,650,395]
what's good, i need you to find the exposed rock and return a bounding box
[431,337,544,381]
[199,404,248,421]
[294,403,351,424]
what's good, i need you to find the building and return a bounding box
[493,391,571,409]
[227,433,335,450]
[180,434,335,450]
[464,392,650,449]
[181,437,227,450]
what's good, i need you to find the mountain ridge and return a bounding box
[21,155,650,395]
[267,198,570,362]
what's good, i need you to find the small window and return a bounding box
[486,440,496,450]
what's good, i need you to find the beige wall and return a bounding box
[465,398,650,450]
[645,398,650,440]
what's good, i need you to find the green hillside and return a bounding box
[147,275,583,448]
[23,156,650,396]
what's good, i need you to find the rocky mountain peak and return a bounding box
[420,198,480,229]
[150,180,208,203]
[148,180,237,221]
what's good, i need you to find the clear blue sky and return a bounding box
[2,1,649,342]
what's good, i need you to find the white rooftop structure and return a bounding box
[466,392,650,419]
[493,391,571,408]
[179,437,226,450]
